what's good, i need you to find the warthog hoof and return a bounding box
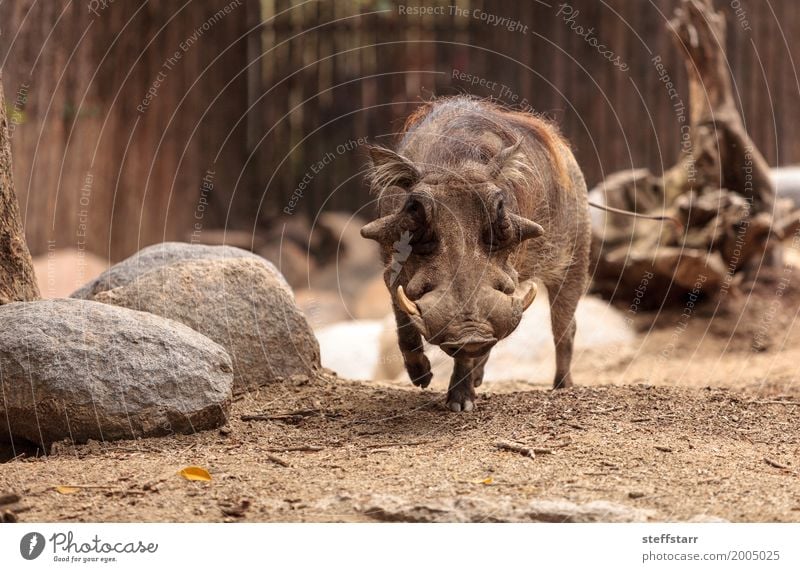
[406,353,433,388]
[446,383,476,413]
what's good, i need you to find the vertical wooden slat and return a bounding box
[2,0,799,250]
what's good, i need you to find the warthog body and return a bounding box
[361,96,591,411]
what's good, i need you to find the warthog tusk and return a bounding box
[396,285,420,316]
[520,280,538,310]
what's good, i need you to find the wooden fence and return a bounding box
[2,0,799,260]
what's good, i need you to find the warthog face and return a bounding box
[361,141,541,357]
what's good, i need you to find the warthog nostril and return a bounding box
[440,337,498,356]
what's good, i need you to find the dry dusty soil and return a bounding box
[1,273,799,522]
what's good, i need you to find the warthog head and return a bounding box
[361,140,541,357]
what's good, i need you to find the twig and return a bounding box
[56,484,119,490]
[750,400,800,406]
[495,441,536,458]
[265,453,291,468]
[631,417,651,423]
[363,440,432,449]
[547,439,573,449]
[564,422,587,430]
[266,445,324,453]
[241,409,326,422]
[54,485,147,496]
[654,445,674,453]
[592,405,624,414]
[764,457,790,470]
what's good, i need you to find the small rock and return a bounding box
[687,514,729,523]
[93,258,320,394]
[0,299,232,446]
[220,498,251,518]
[628,491,646,499]
[524,499,655,523]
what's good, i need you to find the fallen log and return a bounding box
[590,0,792,307]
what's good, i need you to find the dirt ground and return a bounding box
[1,271,799,522]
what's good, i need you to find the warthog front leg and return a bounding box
[393,304,432,388]
[546,268,584,390]
[446,353,490,412]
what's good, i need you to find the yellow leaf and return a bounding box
[179,466,211,482]
[481,477,494,485]
[55,486,80,494]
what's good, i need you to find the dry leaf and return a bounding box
[179,466,211,482]
[55,486,80,494]
[481,477,494,485]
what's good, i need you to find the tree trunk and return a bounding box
[0,74,40,303]
[667,0,774,211]
[590,0,789,307]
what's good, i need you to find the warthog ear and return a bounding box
[361,194,433,244]
[489,137,524,179]
[360,213,397,242]
[367,145,420,191]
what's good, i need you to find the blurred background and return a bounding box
[2,0,798,262]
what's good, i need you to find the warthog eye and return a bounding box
[403,197,438,255]
[484,198,514,251]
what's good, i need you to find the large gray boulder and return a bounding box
[94,258,321,394]
[71,242,289,299]
[359,494,655,523]
[0,299,233,446]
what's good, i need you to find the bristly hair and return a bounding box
[397,95,570,190]
[494,142,541,195]
[367,147,419,194]
[504,107,570,189]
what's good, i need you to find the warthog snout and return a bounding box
[394,280,538,352]
[439,337,498,357]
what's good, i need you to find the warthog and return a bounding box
[361,96,592,411]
